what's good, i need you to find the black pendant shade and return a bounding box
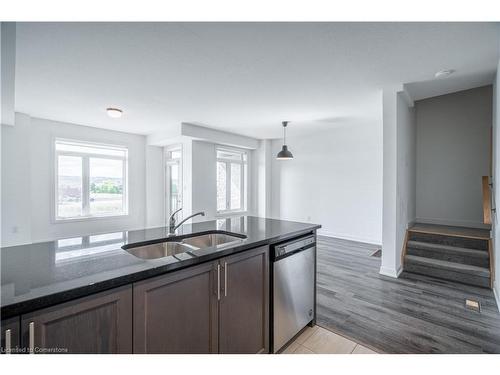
[276,121,294,160]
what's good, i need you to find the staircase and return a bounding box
[403,223,492,288]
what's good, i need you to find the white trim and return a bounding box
[318,229,382,246]
[379,265,403,278]
[494,285,500,313]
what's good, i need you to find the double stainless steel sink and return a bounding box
[123,232,246,260]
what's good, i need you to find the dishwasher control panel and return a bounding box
[274,235,315,259]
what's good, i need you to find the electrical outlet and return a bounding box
[307,216,311,222]
[12,226,18,234]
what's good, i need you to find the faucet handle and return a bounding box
[171,207,183,216]
[169,207,183,225]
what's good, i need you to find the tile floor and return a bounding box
[281,325,378,354]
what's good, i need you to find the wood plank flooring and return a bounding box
[316,236,500,353]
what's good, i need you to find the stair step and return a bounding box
[408,231,489,251]
[404,255,490,288]
[406,240,489,267]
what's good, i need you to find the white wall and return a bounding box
[1,114,165,246]
[415,86,492,228]
[270,116,383,244]
[381,88,416,278]
[191,141,217,220]
[1,23,15,127]
[145,145,165,228]
[397,91,417,255]
[256,139,272,218]
[492,60,500,310]
[1,113,32,245]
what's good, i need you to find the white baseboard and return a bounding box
[415,217,490,229]
[379,265,402,278]
[317,229,381,246]
[494,285,500,313]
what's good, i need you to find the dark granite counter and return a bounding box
[1,216,320,319]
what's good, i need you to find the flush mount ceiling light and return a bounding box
[276,121,294,160]
[435,69,455,78]
[106,107,123,118]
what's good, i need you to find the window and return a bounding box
[166,146,183,221]
[216,147,248,213]
[55,139,128,220]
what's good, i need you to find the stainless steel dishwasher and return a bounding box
[272,234,316,353]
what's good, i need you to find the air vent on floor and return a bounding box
[371,249,382,257]
[465,299,481,312]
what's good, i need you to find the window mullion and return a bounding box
[82,156,90,216]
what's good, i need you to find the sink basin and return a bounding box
[181,233,243,249]
[123,232,246,260]
[125,241,195,260]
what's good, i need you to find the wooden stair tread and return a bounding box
[405,255,490,277]
[406,240,489,257]
[408,223,490,240]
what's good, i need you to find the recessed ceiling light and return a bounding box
[106,108,123,118]
[435,69,455,78]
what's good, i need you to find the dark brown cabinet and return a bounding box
[1,317,20,354]
[20,285,132,354]
[4,245,270,354]
[133,260,219,353]
[219,245,269,353]
[133,245,269,354]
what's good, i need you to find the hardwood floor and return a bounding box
[316,236,500,353]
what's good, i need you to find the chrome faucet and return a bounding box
[168,208,205,235]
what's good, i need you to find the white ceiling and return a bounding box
[15,22,500,139]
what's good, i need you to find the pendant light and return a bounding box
[276,121,294,160]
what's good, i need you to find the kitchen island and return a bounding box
[1,216,320,354]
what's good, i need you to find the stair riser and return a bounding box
[408,232,488,251]
[406,247,489,268]
[404,261,490,288]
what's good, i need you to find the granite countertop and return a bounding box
[1,216,320,318]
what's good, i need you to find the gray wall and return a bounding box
[415,86,492,228]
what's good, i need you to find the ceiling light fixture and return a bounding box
[106,107,123,118]
[276,121,294,160]
[435,69,455,78]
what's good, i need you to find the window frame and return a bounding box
[54,138,129,222]
[216,146,248,215]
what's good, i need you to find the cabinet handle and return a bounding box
[29,322,35,354]
[217,264,221,300]
[5,329,11,354]
[224,261,228,297]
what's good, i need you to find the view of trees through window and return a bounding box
[56,140,127,219]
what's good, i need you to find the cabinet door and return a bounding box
[219,246,269,354]
[1,317,20,354]
[21,285,132,354]
[133,261,219,353]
